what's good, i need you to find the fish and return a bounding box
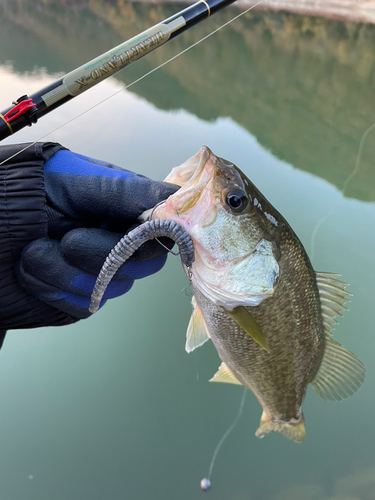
[151,146,365,442]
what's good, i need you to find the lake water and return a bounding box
[0,1,375,499]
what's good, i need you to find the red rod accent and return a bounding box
[3,99,36,123]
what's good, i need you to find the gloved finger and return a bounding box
[61,227,174,276]
[16,259,99,319]
[44,149,180,224]
[17,238,134,318]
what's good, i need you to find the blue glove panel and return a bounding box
[44,149,177,228]
[45,150,134,178]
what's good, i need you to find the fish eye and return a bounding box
[225,191,248,213]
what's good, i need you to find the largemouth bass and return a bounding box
[152,146,365,442]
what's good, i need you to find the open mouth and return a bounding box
[162,147,215,217]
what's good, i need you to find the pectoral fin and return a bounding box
[185,296,210,353]
[227,306,269,352]
[209,362,242,385]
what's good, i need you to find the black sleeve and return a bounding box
[0,143,78,341]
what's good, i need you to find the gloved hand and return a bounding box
[16,147,179,320]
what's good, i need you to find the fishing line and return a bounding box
[310,121,375,261]
[200,388,247,492]
[193,344,200,382]
[148,200,182,256]
[0,0,266,168]
[342,122,375,196]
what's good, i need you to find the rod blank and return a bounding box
[0,0,238,141]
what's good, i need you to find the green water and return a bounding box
[0,1,375,499]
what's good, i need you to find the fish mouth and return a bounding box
[164,146,212,187]
[156,146,216,218]
[153,147,280,309]
[180,146,211,184]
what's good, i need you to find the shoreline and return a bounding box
[135,0,375,24]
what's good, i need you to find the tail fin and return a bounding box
[255,411,306,442]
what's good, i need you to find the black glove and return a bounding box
[0,142,178,332]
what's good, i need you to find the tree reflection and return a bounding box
[0,0,375,201]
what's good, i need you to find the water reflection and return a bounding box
[0,2,374,500]
[1,0,375,200]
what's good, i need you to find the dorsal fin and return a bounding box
[311,333,365,401]
[312,272,365,400]
[209,362,242,385]
[185,296,210,353]
[316,272,351,334]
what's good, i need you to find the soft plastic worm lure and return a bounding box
[89,218,195,313]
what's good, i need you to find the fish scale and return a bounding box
[192,228,324,427]
[147,146,365,442]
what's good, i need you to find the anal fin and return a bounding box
[209,362,242,385]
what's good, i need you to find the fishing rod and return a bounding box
[0,0,238,142]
